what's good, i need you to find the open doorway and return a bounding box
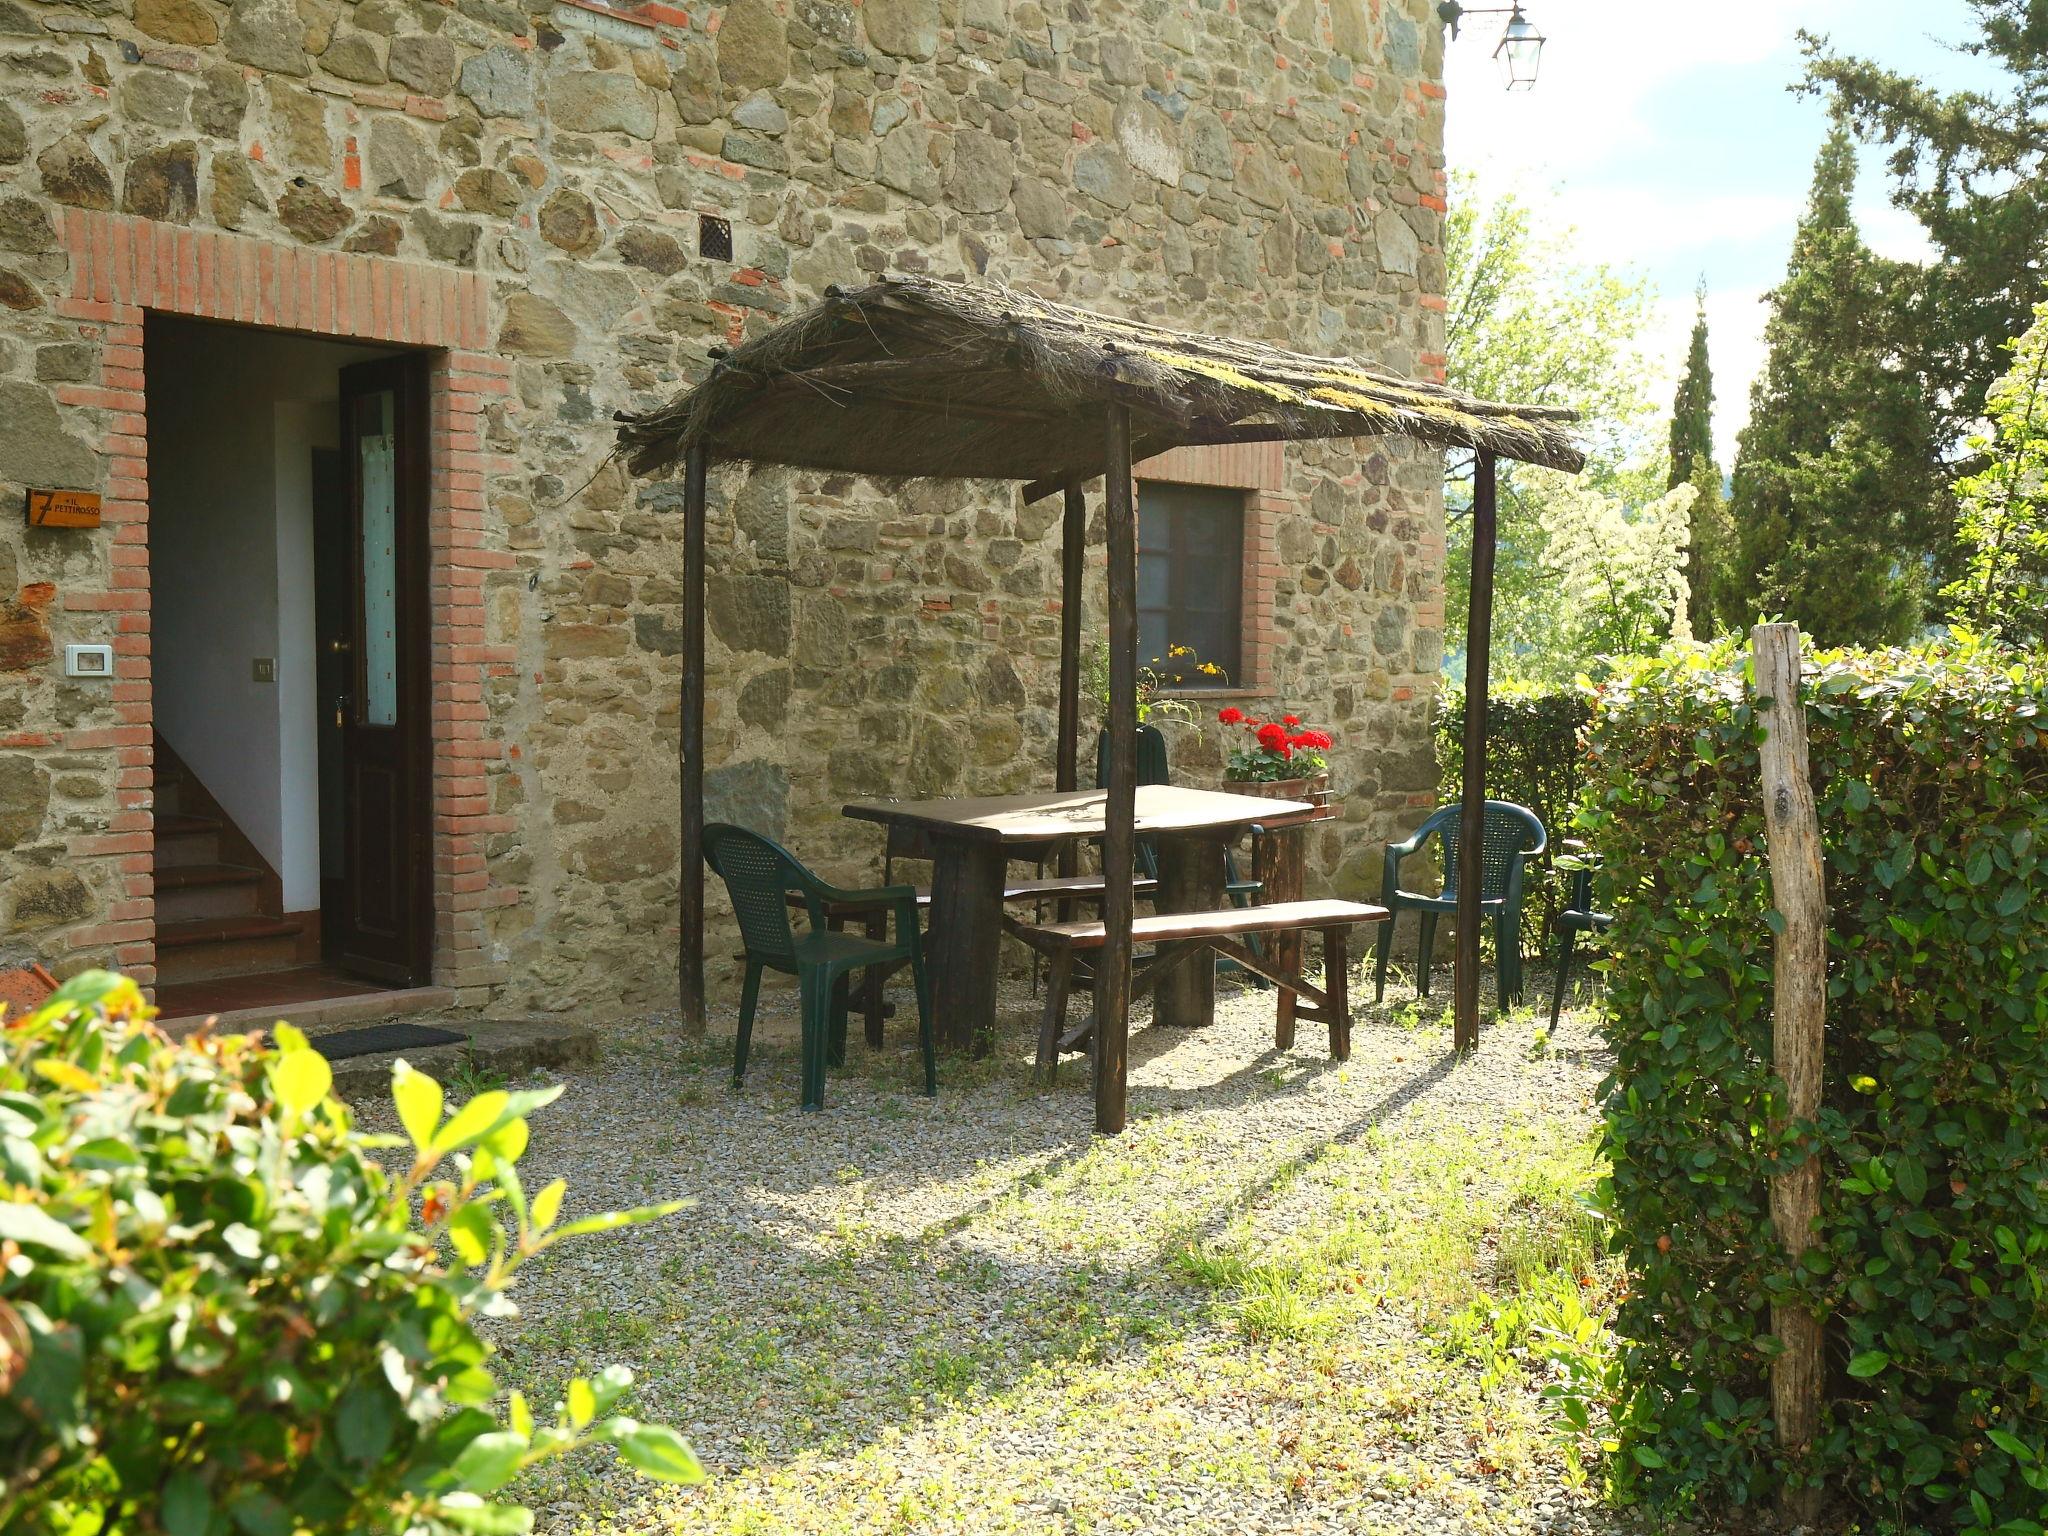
[146,317,433,1017]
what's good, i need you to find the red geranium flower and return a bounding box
[1217,706,1244,725]
[1283,714,1300,728]
[1256,721,1288,751]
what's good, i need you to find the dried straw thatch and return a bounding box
[615,276,1585,491]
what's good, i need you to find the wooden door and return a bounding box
[330,356,431,984]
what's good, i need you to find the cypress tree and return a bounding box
[1727,126,1936,646]
[1668,283,1732,632]
[1669,282,1716,491]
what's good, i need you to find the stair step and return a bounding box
[155,862,266,925]
[153,915,307,985]
[157,862,263,890]
[154,812,223,869]
[155,915,305,949]
[155,812,221,838]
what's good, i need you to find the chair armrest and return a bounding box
[1387,829,1431,859]
[810,877,920,909]
[1381,841,1405,901]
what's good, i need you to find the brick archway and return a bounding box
[56,210,512,998]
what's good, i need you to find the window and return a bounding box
[698,214,732,261]
[1137,481,1244,687]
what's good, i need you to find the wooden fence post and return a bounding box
[1752,622,1827,1524]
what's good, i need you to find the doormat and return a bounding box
[311,1022,467,1061]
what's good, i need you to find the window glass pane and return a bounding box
[1138,548,1170,609]
[1135,481,1244,683]
[357,389,398,727]
[1138,612,1169,671]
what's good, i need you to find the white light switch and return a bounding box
[63,644,113,679]
[252,657,276,682]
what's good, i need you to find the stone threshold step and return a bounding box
[327,1017,598,1103]
[160,984,457,1040]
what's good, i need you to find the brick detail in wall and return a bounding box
[1136,441,1291,692]
[53,209,504,996]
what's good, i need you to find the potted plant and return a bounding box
[1217,706,1334,805]
[1085,642,1222,782]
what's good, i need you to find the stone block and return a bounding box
[0,755,49,846]
[0,381,98,490]
[368,115,434,200]
[387,33,455,96]
[135,0,218,45]
[707,574,791,657]
[37,137,115,210]
[717,0,788,90]
[460,43,532,118]
[548,71,656,139]
[223,0,310,75]
[864,0,940,59]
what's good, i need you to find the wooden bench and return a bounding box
[1005,898,1390,1082]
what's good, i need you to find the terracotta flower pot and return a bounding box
[1221,772,1329,806]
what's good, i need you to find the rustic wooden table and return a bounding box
[844,786,1317,1053]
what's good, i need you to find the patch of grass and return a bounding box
[442,1050,506,1099]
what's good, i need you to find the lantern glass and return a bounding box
[1494,11,1544,90]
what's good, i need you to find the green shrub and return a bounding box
[0,971,701,1536]
[1437,686,1591,941]
[1578,638,2048,1530]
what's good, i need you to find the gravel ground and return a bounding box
[362,959,1643,1536]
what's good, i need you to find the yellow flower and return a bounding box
[1198,662,1222,675]
[1169,644,1192,657]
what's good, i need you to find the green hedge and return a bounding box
[1578,639,2048,1530]
[1437,688,1591,943]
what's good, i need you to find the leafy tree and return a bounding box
[1666,284,1737,634]
[1443,179,1659,481]
[1441,178,1662,669]
[1803,2,2048,463]
[1946,301,2048,647]
[1538,477,1697,685]
[1726,127,1937,647]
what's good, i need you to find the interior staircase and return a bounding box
[153,738,310,986]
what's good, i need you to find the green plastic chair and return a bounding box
[703,822,935,1112]
[1373,801,1547,1009]
[1548,849,1614,1029]
[1093,723,1262,900]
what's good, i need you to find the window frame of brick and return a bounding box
[1132,442,1289,700]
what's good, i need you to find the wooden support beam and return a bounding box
[1753,621,1827,1525]
[1057,481,1085,797]
[678,443,708,1035]
[1095,404,1138,1136]
[1453,450,1497,1055]
[1056,481,1086,890]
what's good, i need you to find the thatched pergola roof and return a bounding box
[616,275,1585,491]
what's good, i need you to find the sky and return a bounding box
[1441,0,2001,465]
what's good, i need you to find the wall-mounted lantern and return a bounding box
[1438,2,1547,91]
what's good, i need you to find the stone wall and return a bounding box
[0,0,1450,1013]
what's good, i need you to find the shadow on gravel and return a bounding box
[495,974,1533,1494]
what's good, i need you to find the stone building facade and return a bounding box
[0,0,1450,1014]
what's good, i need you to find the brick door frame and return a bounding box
[55,211,512,998]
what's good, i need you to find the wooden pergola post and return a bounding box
[1453,449,1498,1054]
[1095,407,1137,1135]
[678,442,708,1034]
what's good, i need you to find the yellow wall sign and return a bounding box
[26,489,101,528]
